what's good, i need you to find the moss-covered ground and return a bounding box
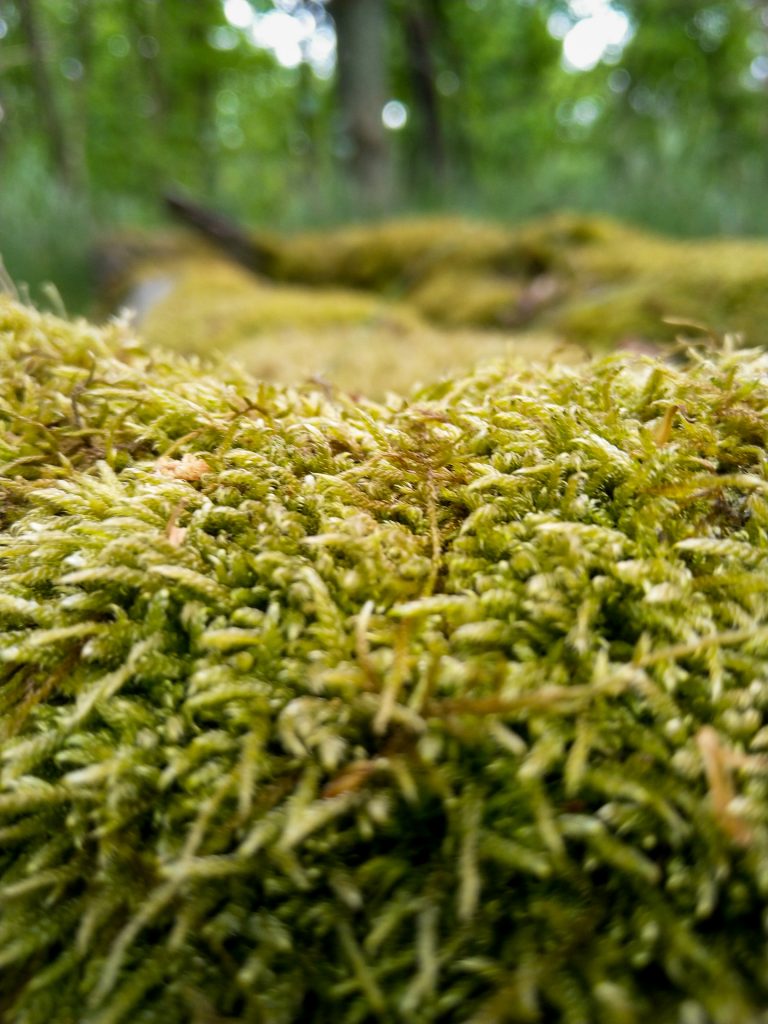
[4,297,768,1022]
[105,213,768,397]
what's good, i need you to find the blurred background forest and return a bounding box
[1,0,767,313]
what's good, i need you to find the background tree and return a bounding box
[328,0,392,209]
[398,0,448,189]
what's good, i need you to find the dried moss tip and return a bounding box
[3,298,768,1023]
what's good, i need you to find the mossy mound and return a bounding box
[267,216,538,290]
[553,230,768,347]
[111,214,768,375]
[133,256,420,352]
[270,213,768,344]
[5,299,768,1023]
[117,254,577,397]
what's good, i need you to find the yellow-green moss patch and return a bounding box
[122,256,576,396]
[111,214,768,362]
[4,299,768,1022]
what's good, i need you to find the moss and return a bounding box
[112,214,768,362]
[265,212,628,292]
[267,213,768,345]
[223,323,577,399]
[4,299,768,1022]
[554,233,768,347]
[267,216,525,290]
[136,257,420,349]
[120,256,576,396]
[406,270,525,328]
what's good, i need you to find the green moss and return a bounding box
[267,216,525,289]
[118,255,575,396]
[553,233,768,347]
[4,299,768,1022]
[136,257,421,349]
[113,214,768,358]
[407,270,525,328]
[264,212,628,292]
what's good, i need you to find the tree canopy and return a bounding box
[1,0,766,224]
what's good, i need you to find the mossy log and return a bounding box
[122,207,768,366]
[4,300,768,1022]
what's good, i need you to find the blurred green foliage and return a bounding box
[0,146,95,311]
[0,0,767,308]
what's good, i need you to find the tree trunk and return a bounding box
[329,0,392,210]
[404,3,447,187]
[16,0,76,186]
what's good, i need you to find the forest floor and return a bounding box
[97,211,768,397]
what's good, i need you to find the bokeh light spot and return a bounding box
[382,100,408,131]
[561,2,631,72]
[224,0,254,30]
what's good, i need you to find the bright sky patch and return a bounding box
[560,1,632,72]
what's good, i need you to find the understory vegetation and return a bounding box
[3,299,768,1022]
